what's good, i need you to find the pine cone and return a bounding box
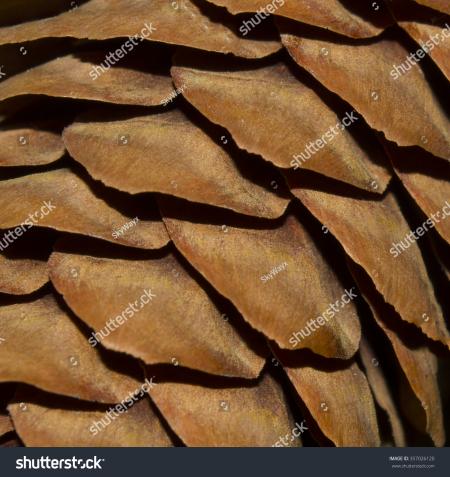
[0,0,449,448]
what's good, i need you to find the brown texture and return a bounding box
[172,61,391,193]
[0,54,174,106]
[161,204,361,359]
[0,414,13,437]
[0,168,169,249]
[282,34,450,161]
[400,21,450,81]
[0,295,141,403]
[49,249,265,378]
[278,356,380,447]
[0,0,447,450]
[9,390,172,447]
[430,235,450,280]
[359,337,406,447]
[0,255,48,295]
[290,184,450,348]
[414,0,450,15]
[63,110,289,218]
[386,143,450,245]
[0,0,280,58]
[0,0,74,27]
[206,0,392,38]
[150,372,298,447]
[0,127,64,167]
[350,263,445,446]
